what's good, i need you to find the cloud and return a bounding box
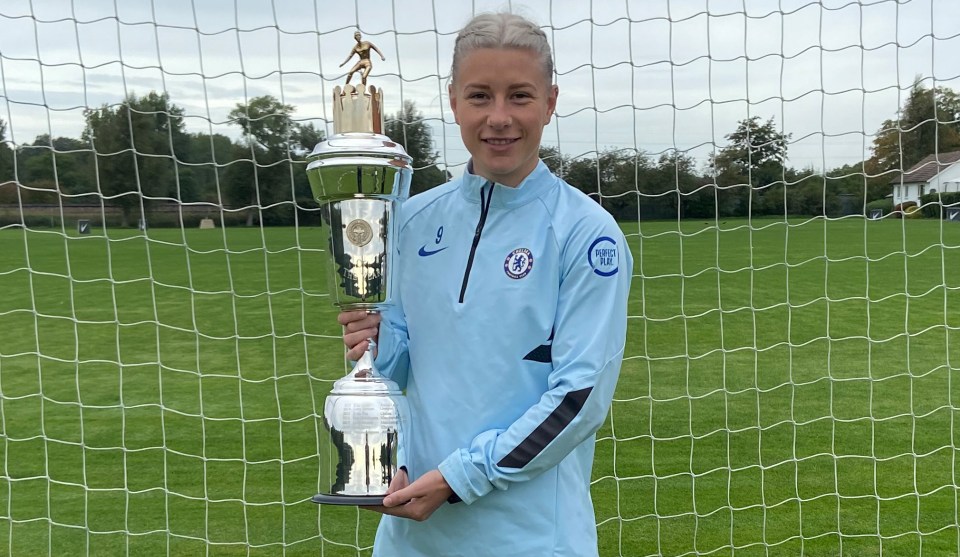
[1,0,959,171]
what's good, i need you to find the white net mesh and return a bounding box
[1,0,959,555]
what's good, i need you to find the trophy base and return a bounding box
[312,493,386,506]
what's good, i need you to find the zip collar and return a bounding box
[458,159,556,209]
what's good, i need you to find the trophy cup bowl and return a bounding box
[306,119,414,505]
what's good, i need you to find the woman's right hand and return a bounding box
[338,311,381,361]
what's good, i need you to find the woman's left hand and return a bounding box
[361,469,454,522]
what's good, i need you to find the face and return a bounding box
[354,32,361,42]
[449,48,558,187]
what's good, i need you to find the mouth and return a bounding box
[483,138,519,146]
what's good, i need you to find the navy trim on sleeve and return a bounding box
[496,387,593,469]
[523,329,554,363]
[523,344,552,363]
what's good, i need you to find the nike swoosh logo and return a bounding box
[418,245,448,257]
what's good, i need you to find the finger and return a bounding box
[383,470,451,508]
[382,482,420,508]
[387,469,409,496]
[338,310,377,326]
[359,504,418,520]
[364,504,410,518]
[359,504,390,515]
[344,318,379,334]
[345,339,369,361]
[341,315,380,335]
[337,310,368,326]
[376,496,438,522]
[343,328,377,349]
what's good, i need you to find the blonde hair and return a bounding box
[451,13,554,85]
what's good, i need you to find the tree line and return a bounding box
[1,79,958,227]
[0,93,446,227]
[541,81,960,221]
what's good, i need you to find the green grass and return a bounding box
[1,217,959,556]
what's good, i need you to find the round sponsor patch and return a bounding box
[588,237,618,276]
[504,248,534,279]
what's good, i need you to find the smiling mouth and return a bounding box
[484,138,518,146]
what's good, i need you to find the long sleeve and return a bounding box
[437,216,633,504]
[372,303,410,389]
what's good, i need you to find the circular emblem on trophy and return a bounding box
[345,219,374,247]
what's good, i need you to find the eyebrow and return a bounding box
[461,82,539,91]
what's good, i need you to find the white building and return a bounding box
[890,150,960,207]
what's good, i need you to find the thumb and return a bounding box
[382,486,412,508]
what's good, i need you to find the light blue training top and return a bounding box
[372,160,633,557]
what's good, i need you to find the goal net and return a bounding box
[1,0,959,555]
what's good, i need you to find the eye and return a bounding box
[467,91,489,101]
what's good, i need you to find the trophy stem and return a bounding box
[349,336,379,379]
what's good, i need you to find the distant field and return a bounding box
[0,218,958,556]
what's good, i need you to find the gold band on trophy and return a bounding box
[332,85,384,135]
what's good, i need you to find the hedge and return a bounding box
[919,192,960,218]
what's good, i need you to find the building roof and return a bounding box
[889,150,960,185]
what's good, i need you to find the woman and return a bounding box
[339,12,632,557]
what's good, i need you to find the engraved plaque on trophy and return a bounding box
[306,43,413,505]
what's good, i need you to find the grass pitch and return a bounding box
[0,217,958,556]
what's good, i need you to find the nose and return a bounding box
[486,99,511,129]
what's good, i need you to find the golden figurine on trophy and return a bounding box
[340,30,385,88]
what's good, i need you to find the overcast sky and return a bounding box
[1,0,959,174]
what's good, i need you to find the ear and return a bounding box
[545,84,559,123]
[448,82,460,125]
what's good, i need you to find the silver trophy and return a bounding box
[306,66,413,505]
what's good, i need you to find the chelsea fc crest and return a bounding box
[504,248,533,279]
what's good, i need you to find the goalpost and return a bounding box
[1,0,959,555]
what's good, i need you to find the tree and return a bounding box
[288,122,326,213]
[654,151,709,219]
[229,95,297,152]
[821,162,885,214]
[713,116,791,177]
[0,117,11,188]
[561,149,653,220]
[83,91,188,226]
[384,100,447,195]
[227,99,326,224]
[291,122,324,156]
[18,135,95,196]
[180,132,235,203]
[709,116,792,217]
[868,80,960,174]
[228,96,301,225]
[539,146,569,179]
